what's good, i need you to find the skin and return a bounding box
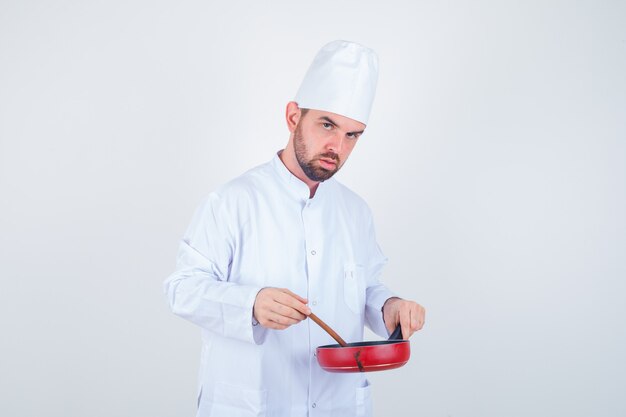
[281,101,365,198]
[253,102,426,338]
[382,297,426,339]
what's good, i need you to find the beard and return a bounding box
[293,124,341,182]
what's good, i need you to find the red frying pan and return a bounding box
[309,313,410,373]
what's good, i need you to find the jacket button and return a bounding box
[312,403,317,408]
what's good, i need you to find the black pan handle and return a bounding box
[388,324,403,340]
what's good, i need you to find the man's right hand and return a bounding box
[253,288,311,330]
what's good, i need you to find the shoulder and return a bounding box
[196,160,274,218]
[216,162,272,199]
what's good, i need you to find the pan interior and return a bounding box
[317,340,408,349]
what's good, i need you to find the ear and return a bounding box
[285,101,301,134]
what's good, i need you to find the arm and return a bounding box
[163,194,266,344]
[362,210,397,337]
[362,209,426,339]
[364,261,397,338]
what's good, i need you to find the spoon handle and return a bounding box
[308,313,348,347]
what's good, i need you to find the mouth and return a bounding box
[318,158,337,170]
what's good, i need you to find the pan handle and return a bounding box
[388,324,403,341]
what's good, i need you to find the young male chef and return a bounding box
[164,40,426,417]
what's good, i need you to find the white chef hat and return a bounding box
[294,40,379,125]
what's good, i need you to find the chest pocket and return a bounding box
[343,263,366,314]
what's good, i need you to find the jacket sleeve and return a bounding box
[363,210,396,338]
[163,193,267,345]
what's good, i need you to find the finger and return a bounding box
[269,302,306,321]
[410,307,419,333]
[272,303,307,321]
[281,289,310,313]
[282,288,309,305]
[400,308,412,340]
[387,310,400,335]
[417,305,426,330]
[258,311,296,330]
[382,310,393,334]
[254,288,302,330]
[406,308,416,339]
[410,305,425,333]
[275,290,311,315]
[268,312,301,326]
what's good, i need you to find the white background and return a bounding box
[1,1,625,416]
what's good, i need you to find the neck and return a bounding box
[279,146,320,198]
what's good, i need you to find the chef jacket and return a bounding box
[164,151,395,417]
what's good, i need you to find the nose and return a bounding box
[326,131,343,153]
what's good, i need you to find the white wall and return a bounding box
[1,1,624,416]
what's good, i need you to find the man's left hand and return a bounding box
[382,297,426,339]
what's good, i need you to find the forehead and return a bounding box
[302,108,366,131]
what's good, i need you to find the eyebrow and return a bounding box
[318,116,365,135]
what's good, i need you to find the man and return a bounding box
[164,40,425,417]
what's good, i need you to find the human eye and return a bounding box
[322,122,333,130]
[346,132,361,139]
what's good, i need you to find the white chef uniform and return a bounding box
[164,151,395,417]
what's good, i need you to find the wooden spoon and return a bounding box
[308,312,348,347]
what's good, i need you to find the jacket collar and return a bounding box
[271,150,332,203]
